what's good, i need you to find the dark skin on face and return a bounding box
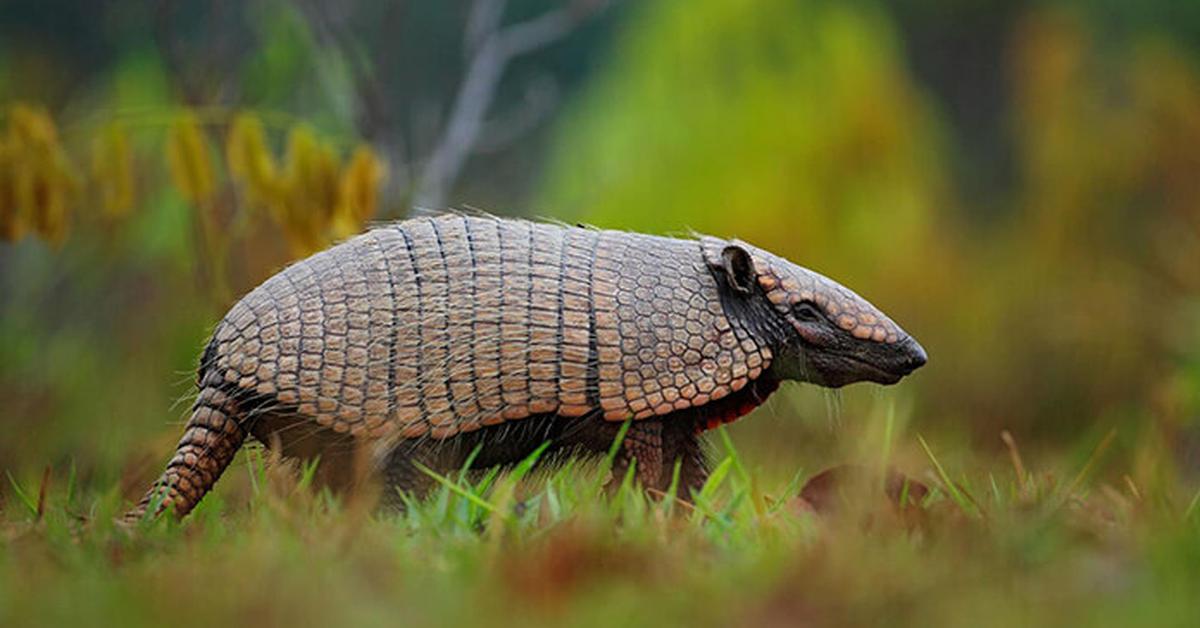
[712,241,927,389]
[787,300,927,387]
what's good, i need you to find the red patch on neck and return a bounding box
[696,377,780,433]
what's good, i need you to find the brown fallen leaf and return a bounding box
[793,464,931,532]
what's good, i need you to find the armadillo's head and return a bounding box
[702,238,926,388]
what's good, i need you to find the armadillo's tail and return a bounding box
[123,371,247,523]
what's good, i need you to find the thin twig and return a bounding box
[414,0,611,208]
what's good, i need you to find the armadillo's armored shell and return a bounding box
[700,237,905,345]
[208,215,772,441]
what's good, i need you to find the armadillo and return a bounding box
[126,214,926,519]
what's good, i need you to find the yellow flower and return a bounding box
[226,113,280,209]
[279,124,339,256]
[332,145,386,238]
[166,111,216,207]
[0,137,19,242]
[91,121,135,217]
[6,104,77,245]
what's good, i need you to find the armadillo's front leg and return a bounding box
[608,419,667,493]
[664,423,710,501]
[607,419,710,501]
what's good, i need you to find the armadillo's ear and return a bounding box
[720,244,756,295]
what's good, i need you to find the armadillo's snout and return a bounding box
[797,328,927,388]
[849,333,927,386]
[898,336,928,374]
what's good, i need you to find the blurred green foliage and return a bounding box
[541,0,1200,461]
[0,0,1193,498]
[0,0,1195,624]
[0,0,1195,499]
[2,0,1200,625]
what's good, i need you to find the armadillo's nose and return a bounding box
[900,336,927,372]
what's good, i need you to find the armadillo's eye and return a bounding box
[792,301,822,323]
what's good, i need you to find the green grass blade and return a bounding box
[917,435,980,518]
[458,443,484,482]
[297,456,321,492]
[413,461,505,520]
[475,466,503,496]
[663,458,683,516]
[605,419,633,466]
[5,471,38,517]
[1184,486,1200,522]
[509,440,552,485]
[717,427,750,485]
[65,460,76,508]
[615,459,638,504]
[699,456,735,504]
[1062,428,1116,501]
[767,467,806,516]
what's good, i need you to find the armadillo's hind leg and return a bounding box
[378,443,465,513]
[124,378,247,522]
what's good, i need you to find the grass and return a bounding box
[3,418,1200,628]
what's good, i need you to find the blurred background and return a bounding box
[1,0,1199,500]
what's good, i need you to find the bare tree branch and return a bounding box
[293,0,611,212]
[472,75,559,155]
[496,1,592,58]
[465,0,507,58]
[414,0,611,209]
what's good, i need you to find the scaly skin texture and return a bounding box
[127,370,247,518]
[126,214,926,521]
